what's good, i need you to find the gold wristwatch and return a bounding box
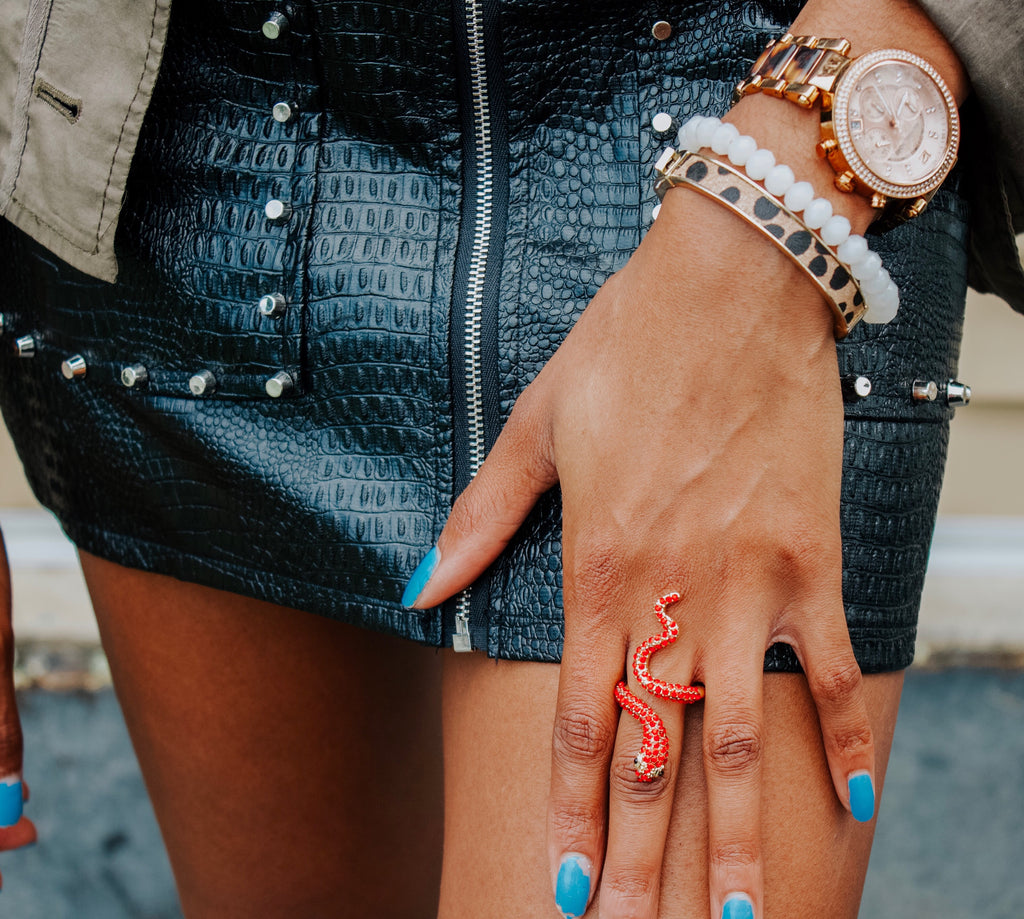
[734,35,959,224]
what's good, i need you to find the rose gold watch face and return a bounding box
[833,49,958,199]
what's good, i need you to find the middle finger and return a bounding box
[701,639,768,919]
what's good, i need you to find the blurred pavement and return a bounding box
[2,691,182,919]
[0,670,1021,917]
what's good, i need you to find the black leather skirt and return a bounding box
[0,0,968,670]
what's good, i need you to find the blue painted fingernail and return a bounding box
[722,893,755,919]
[0,778,23,828]
[555,853,592,918]
[848,771,875,823]
[401,546,439,608]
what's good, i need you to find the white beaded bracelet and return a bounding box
[674,115,899,324]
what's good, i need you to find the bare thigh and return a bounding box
[439,654,902,918]
[79,552,444,919]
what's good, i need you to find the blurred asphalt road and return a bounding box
[0,669,1022,918]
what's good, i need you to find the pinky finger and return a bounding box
[801,641,876,823]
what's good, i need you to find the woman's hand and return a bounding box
[0,531,38,891]
[407,176,876,917]
[405,7,967,913]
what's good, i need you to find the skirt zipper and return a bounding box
[451,0,505,652]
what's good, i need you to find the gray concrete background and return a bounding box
[0,669,1021,917]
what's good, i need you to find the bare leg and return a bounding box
[79,552,444,919]
[439,654,902,918]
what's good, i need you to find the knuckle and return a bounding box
[520,447,558,494]
[608,749,675,806]
[773,526,838,591]
[446,481,497,542]
[832,724,874,758]
[811,657,864,708]
[599,869,659,917]
[552,709,617,764]
[0,735,23,771]
[505,390,553,465]
[703,721,764,777]
[709,840,760,873]
[549,801,604,842]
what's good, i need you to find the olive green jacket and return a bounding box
[0,0,172,283]
[0,0,1021,309]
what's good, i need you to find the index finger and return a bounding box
[547,590,627,918]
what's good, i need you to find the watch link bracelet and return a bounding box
[734,34,959,225]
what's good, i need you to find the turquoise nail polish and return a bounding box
[722,893,754,919]
[848,771,875,823]
[401,546,439,608]
[0,780,23,828]
[555,853,591,919]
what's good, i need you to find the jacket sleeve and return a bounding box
[914,0,1024,313]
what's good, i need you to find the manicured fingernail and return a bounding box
[0,777,23,828]
[555,853,592,919]
[401,546,439,608]
[722,893,755,919]
[848,770,875,822]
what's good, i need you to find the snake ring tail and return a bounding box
[615,592,705,782]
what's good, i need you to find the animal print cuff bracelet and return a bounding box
[654,115,900,336]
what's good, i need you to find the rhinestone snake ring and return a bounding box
[614,592,705,782]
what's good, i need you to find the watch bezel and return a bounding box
[829,48,959,200]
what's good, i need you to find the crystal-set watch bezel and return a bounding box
[826,48,960,201]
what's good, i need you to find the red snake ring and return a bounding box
[614,592,705,782]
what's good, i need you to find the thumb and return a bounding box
[403,391,558,609]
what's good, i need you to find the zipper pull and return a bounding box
[453,612,473,652]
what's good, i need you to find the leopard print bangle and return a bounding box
[654,148,867,337]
